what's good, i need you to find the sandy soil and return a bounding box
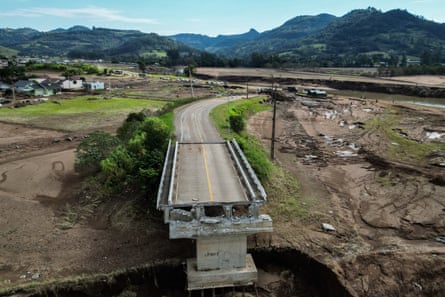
[247,95,445,296]
[387,75,445,86]
[0,123,191,288]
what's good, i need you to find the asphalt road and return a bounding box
[172,99,248,205]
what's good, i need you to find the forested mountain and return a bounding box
[1,8,445,68]
[0,28,41,46]
[170,29,260,53]
[0,26,199,59]
[226,13,337,56]
[173,8,445,66]
[305,8,445,56]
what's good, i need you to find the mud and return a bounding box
[5,249,351,297]
[247,93,445,297]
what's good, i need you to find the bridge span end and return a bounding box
[157,139,273,291]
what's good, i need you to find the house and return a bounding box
[84,81,105,91]
[39,79,63,96]
[14,79,62,97]
[14,80,37,95]
[61,77,84,90]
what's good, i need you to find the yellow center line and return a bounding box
[201,144,215,202]
[196,111,214,202]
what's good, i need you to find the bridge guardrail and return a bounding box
[231,139,267,202]
[168,141,179,206]
[226,140,256,200]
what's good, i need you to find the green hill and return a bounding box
[170,29,260,53]
[173,8,445,66]
[2,8,445,67]
[0,26,199,59]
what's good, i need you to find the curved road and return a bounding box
[172,99,248,205]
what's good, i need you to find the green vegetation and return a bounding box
[72,99,179,220]
[0,96,166,130]
[365,108,445,164]
[210,97,304,221]
[0,60,26,82]
[57,95,194,229]
[75,131,121,174]
[26,62,102,76]
[101,117,171,206]
[0,45,18,57]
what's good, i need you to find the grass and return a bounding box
[0,96,167,131]
[159,111,174,134]
[365,107,445,164]
[210,96,304,222]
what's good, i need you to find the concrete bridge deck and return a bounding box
[156,98,272,291]
[172,142,248,205]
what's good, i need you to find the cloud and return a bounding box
[0,6,158,25]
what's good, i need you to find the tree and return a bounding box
[101,117,171,203]
[75,131,120,175]
[184,65,196,77]
[137,59,146,73]
[0,60,26,83]
[117,112,147,142]
[166,48,180,65]
[229,114,245,133]
[62,68,82,78]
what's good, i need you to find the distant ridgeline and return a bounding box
[1,8,445,69]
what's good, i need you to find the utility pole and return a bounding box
[189,65,195,99]
[12,86,16,104]
[270,85,277,160]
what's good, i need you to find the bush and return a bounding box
[75,131,120,175]
[101,117,171,203]
[117,112,147,142]
[229,114,245,133]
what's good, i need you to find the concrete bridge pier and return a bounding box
[187,234,257,291]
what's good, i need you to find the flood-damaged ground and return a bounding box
[248,93,445,296]
[0,72,445,296]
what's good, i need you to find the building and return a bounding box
[61,77,84,90]
[14,80,37,95]
[39,79,63,96]
[84,81,105,91]
[14,79,62,96]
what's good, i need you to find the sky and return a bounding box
[0,0,444,36]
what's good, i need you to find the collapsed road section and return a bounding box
[157,139,273,291]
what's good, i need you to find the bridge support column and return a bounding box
[187,235,257,290]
